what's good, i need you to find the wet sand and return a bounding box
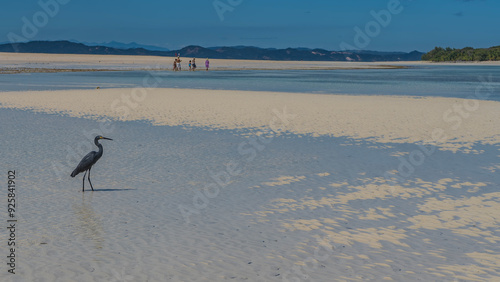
[0,88,499,152]
[0,87,499,281]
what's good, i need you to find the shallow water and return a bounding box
[1,65,500,101]
[1,108,499,281]
[1,62,500,281]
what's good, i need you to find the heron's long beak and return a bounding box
[101,137,113,141]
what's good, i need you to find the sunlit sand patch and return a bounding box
[241,169,500,279]
[422,238,432,244]
[319,227,409,249]
[417,192,500,215]
[467,252,500,269]
[367,144,394,150]
[358,208,389,221]
[265,176,488,213]
[262,175,306,187]
[271,196,337,212]
[411,178,449,191]
[272,198,297,204]
[334,183,428,203]
[1,89,500,153]
[378,207,397,218]
[407,215,442,230]
[453,227,497,238]
[438,178,455,185]
[390,151,409,157]
[282,219,325,231]
[482,164,500,173]
[438,266,489,282]
[431,262,499,281]
[270,198,302,212]
[279,213,409,249]
[259,176,497,226]
[461,148,486,154]
[330,181,348,188]
[336,254,356,260]
[255,211,274,217]
[358,208,397,221]
[427,250,447,260]
[450,181,487,190]
[407,193,500,242]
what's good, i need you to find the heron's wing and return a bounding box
[74,151,97,173]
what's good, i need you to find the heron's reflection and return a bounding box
[72,192,104,251]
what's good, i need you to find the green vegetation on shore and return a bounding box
[422,46,500,62]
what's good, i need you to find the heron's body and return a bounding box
[71,136,112,191]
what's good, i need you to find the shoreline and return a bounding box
[0,88,498,152]
[0,65,408,74]
[3,52,500,74]
[2,52,499,74]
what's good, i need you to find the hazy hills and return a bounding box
[80,40,170,52]
[0,40,424,62]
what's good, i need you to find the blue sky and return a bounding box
[1,0,498,52]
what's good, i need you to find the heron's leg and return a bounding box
[82,170,87,192]
[88,167,94,191]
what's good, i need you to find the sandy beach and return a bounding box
[0,88,499,152]
[2,53,500,74]
[0,80,499,281]
[0,52,411,73]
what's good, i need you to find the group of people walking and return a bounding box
[173,56,210,71]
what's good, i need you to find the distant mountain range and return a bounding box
[76,40,170,52]
[0,41,424,62]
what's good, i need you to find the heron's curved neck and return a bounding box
[94,140,104,156]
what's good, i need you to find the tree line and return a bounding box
[422,46,500,62]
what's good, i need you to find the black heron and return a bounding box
[71,135,113,191]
